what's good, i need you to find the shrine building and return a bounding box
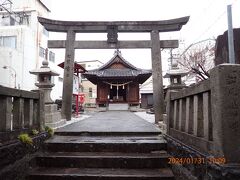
[83,51,152,110]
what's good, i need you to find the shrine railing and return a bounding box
[0,86,45,143]
[166,64,240,164]
[166,80,212,153]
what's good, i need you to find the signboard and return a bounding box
[72,75,79,95]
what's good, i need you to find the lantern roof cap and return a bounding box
[30,60,59,76]
[163,68,189,78]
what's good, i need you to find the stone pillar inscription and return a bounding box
[151,30,164,123]
[210,64,240,163]
[61,30,76,120]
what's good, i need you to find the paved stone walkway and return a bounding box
[56,111,160,134]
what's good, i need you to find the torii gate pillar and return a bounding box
[61,30,76,120]
[151,30,164,122]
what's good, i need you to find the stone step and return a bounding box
[54,131,161,136]
[28,167,175,180]
[44,135,167,153]
[36,151,170,169]
[108,103,129,111]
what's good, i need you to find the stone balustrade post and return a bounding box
[210,64,240,163]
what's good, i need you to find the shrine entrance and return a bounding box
[114,86,126,101]
[109,86,126,102]
[38,16,189,122]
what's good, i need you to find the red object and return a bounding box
[79,94,85,103]
[58,62,87,116]
[74,94,85,116]
[76,94,79,116]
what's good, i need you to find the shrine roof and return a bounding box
[98,50,139,70]
[83,51,152,84]
[85,68,151,77]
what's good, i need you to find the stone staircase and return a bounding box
[28,132,174,180]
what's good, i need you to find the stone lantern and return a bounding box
[164,57,189,90]
[30,60,65,128]
[30,60,59,103]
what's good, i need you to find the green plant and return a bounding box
[31,129,39,135]
[45,126,54,136]
[18,133,33,145]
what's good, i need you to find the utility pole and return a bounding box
[227,4,235,64]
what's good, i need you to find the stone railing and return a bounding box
[166,64,240,164]
[0,86,45,142]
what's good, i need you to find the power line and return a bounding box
[193,10,227,43]
[190,0,218,27]
[191,0,239,44]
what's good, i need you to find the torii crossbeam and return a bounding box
[38,16,189,122]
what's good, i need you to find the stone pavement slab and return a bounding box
[56,111,160,134]
[134,111,155,123]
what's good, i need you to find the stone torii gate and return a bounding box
[38,16,189,122]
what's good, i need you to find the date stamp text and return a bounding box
[168,157,226,165]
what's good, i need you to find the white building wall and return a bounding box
[49,63,64,100]
[84,60,103,70]
[0,0,63,101]
[0,26,36,89]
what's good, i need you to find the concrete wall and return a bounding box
[10,0,50,14]
[0,0,63,101]
[0,26,36,90]
[78,60,103,70]
[82,79,97,106]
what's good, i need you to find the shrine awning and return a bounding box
[58,62,87,74]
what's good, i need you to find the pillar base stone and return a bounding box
[45,104,65,129]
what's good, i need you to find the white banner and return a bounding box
[72,75,79,95]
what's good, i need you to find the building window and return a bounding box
[49,51,55,63]
[89,87,93,98]
[0,36,17,49]
[39,47,45,58]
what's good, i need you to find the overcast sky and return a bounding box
[49,0,240,72]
